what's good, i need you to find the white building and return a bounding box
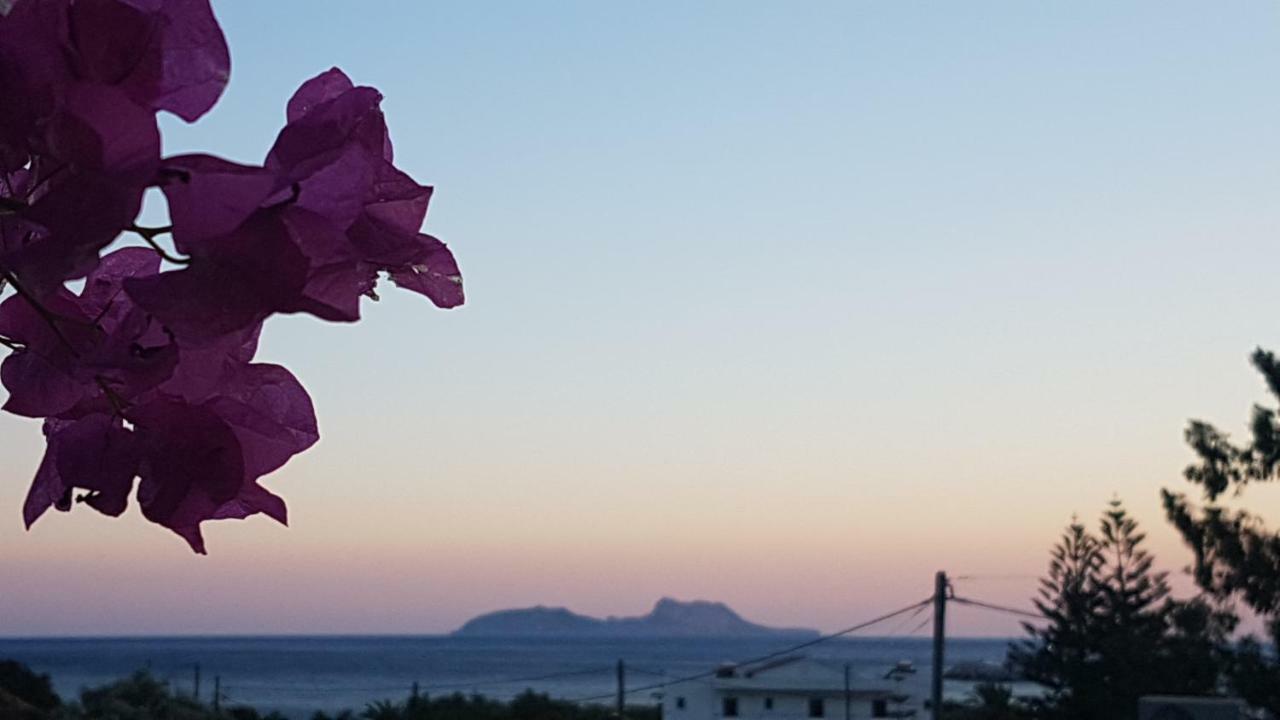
[661,656,911,720]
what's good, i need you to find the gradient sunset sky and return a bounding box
[4,1,1280,637]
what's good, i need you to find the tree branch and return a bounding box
[0,269,80,356]
[128,224,190,265]
[94,375,129,416]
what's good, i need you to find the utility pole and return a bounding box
[193,663,201,702]
[213,675,221,714]
[931,570,948,720]
[616,659,626,719]
[843,663,851,720]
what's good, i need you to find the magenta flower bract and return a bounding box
[0,0,462,552]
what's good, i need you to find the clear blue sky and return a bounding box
[3,1,1280,636]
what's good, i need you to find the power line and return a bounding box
[950,595,1041,620]
[876,602,929,638]
[835,604,929,649]
[903,610,933,637]
[568,597,933,704]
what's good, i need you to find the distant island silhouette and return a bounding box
[453,597,820,637]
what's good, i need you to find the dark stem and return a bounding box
[0,270,80,356]
[127,224,190,265]
[23,161,70,201]
[94,375,129,416]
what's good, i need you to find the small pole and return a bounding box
[616,659,626,719]
[931,571,948,720]
[194,663,201,701]
[843,663,851,720]
[213,675,221,714]
[412,681,420,707]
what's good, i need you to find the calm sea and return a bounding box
[0,636,1023,718]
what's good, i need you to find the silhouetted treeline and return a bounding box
[939,498,1274,720]
[323,692,659,720]
[0,663,659,720]
[952,344,1280,720]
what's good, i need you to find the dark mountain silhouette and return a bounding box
[453,598,819,637]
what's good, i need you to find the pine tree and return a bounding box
[1009,518,1106,719]
[1011,501,1230,719]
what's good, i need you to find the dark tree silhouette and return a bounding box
[1165,347,1280,711]
[1009,518,1107,719]
[1012,501,1230,720]
[945,682,1033,720]
[0,660,59,716]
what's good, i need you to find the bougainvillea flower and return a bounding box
[11,246,316,551]
[67,0,231,122]
[0,0,227,293]
[0,247,177,418]
[23,413,140,528]
[137,67,462,341]
[124,204,339,340]
[159,154,280,250]
[5,83,161,295]
[130,361,316,553]
[0,0,228,130]
[1,4,458,552]
[271,69,463,310]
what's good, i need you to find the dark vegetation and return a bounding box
[948,348,1280,719]
[0,664,660,720]
[952,500,1236,720]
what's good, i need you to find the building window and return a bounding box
[723,698,739,717]
[676,698,686,711]
[871,699,888,718]
[808,698,825,718]
[764,698,774,711]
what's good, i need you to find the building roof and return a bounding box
[697,656,894,699]
[711,686,894,701]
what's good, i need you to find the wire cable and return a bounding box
[568,597,934,704]
[903,610,933,637]
[950,596,1041,620]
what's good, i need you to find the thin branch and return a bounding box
[90,297,116,325]
[130,223,173,236]
[0,270,79,356]
[22,161,69,201]
[94,376,129,416]
[127,224,190,265]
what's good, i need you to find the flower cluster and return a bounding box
[0,0,462,552]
